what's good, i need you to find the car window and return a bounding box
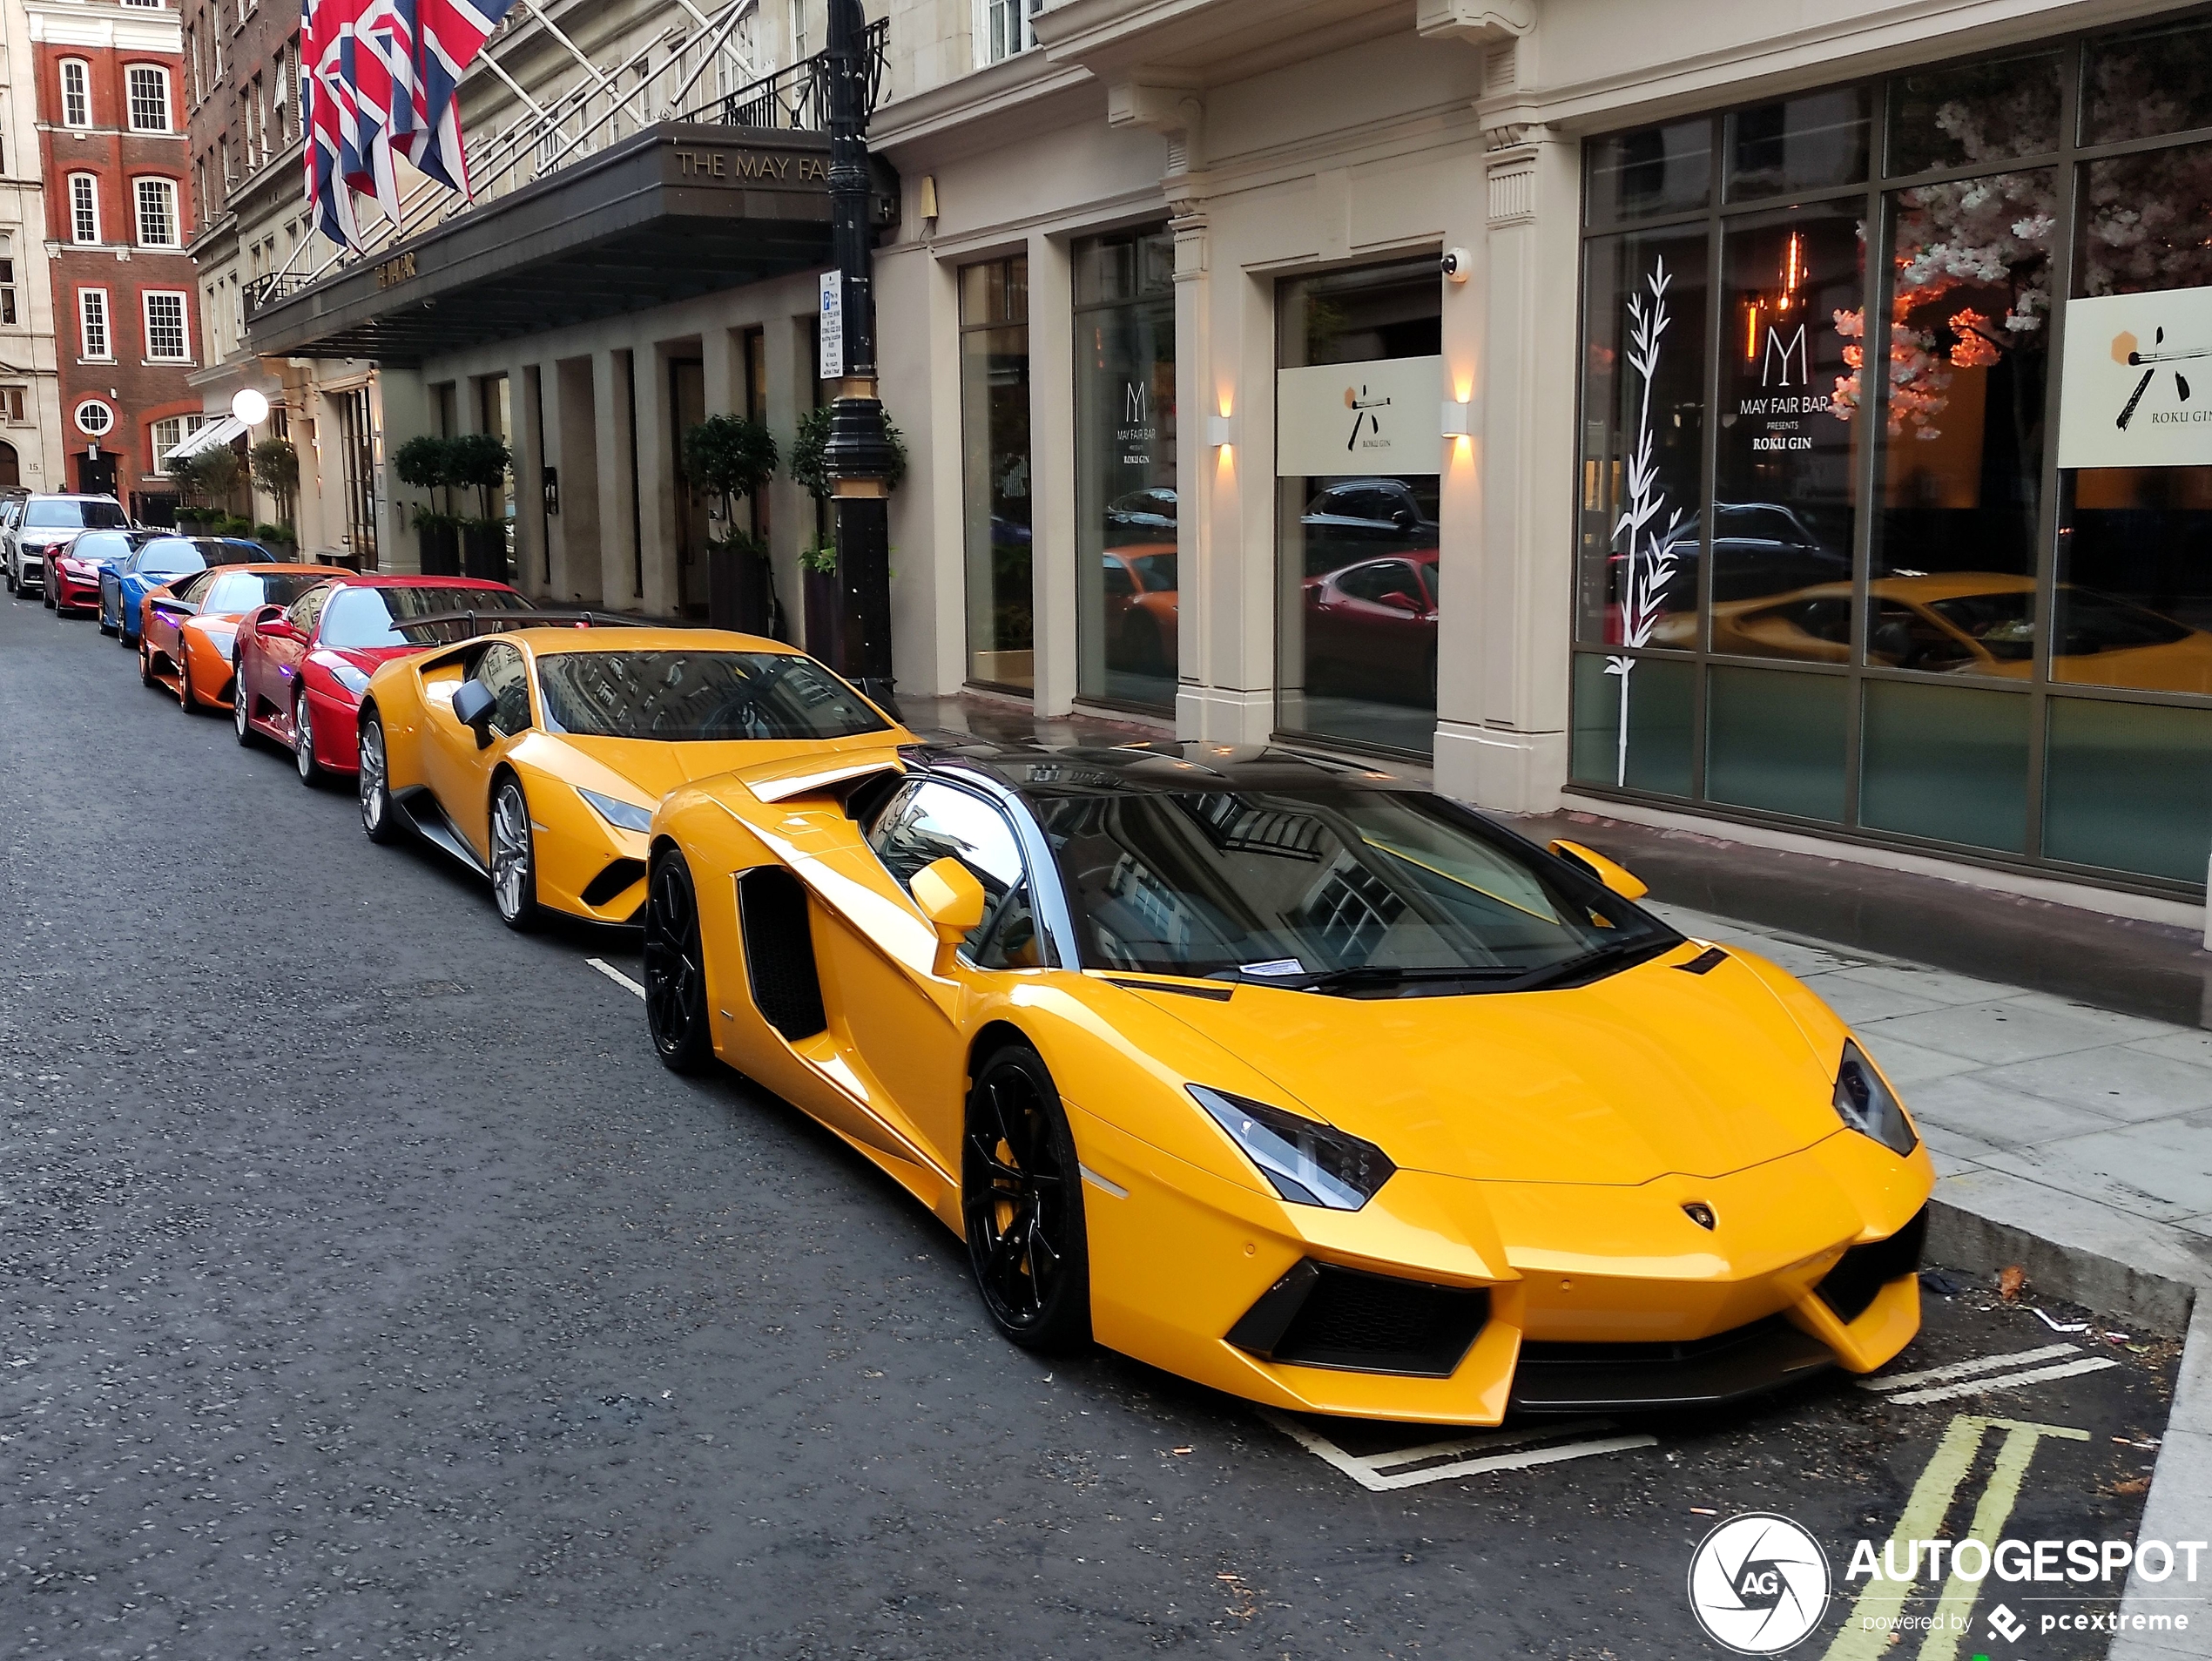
[535,650,887,740]
[1129,552,1177,590]
[864,780,1035,965]
[175,571,219,604]
[286,586,331,635]
[478,642,532,736]
[1870,602,1975,673]
[1339,561,1422,604]
[318,584,529,647]
[71,531,134,561]
[1103,559,1135,598]
[25,499,127,529]
[200,571,283,612]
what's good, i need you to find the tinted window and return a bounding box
[286,586,331,635]
[1127,552,1176,590]
[318,584,529,647]
[134,542,206,577]
[25,499,128,529]
[71,531,136,561]
[478,642,532,736]
[866,780,1036,966]
[536,651,887,741]
[201,571,321,612]
[1034,787,1676,989]
[175,571,220,604]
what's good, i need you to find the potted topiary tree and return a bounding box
[393,435,459,576]
[249,438,300,557]
[446,431,512,582]
[189,446,244,530]
[680,413,779,634]
[166,455,206,532]
[788,404,907,658]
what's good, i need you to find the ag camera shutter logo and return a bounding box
[1687,1513,1832,1653]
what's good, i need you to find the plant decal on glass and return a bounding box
[1604,259,1692,787]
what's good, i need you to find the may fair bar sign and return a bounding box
[2059,284,2212,469]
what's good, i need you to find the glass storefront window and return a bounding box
[1074,226,1177,710]
[1727,87,1869,202]
[2082,17,2212,147]
[960,256,1032,691]
[1276,260,1443,756]
[1868,170,2054,667]
[1586,118,1713,225]
[1712,206,1863,654]
[1886,55,2061,176]
[1576,226,1707,652]
[1572,25,2212,895]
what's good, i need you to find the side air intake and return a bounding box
[738,866,827,1041]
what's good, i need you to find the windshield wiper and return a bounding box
[1207,964,1532,995]
[1507,936,1674,991]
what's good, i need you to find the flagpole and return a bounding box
[823,0,897,715]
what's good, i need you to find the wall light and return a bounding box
[1442,399,1477,437]
[1207,413,1238,448]
[232,388,271,425]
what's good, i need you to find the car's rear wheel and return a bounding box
[961,1044,1091,1353]
[3,564,14,594]
[233,667,254,745]
[293,689,322,786]
[489,776,539,932]
[177,646,200,712]
[357,711,399,844]
[644,850,713,1073]
[138,638,157,689]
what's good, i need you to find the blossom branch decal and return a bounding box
[1602,259,1689,787]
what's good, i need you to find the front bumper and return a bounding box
[1069,1107,1933,1426]
[52,571,101,607]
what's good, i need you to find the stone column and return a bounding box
[551,355,604,605]
[1027,228,1076,717]
[1433,122,1581,812]
[593,347,642,609]
[374,367,433,575]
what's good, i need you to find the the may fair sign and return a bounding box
[2059,282,2212,469]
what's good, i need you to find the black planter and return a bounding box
[802,567,837,660]
[709,542,775,637]
[461,523,506,582]
[418,521,460,576]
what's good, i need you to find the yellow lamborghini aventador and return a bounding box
[640,741,1934,1426]
[355,623,907,928]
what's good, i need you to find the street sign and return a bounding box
[819,271,845,380]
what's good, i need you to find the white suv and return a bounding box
[5,495,132,598]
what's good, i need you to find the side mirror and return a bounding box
[1549,838,1649,902]
[450,679,497,746]
[1393,506,1420,530]
[911,855,987,974]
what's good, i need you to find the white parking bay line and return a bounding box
[590,958,646,999]
[1259,1408,1656,1492]
[1859,1344,2080,1393]
[1881,1356,2120,1408]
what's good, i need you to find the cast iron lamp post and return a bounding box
[824,0,898,712]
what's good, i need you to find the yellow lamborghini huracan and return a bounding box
[641,741,1935,1426]
[356,623,907,928]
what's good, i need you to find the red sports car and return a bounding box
[233,574,532,785]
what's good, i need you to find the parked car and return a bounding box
[1298,478,1440,574]
[360,625,904,928]
[640,739,1932,1422]
[1102,545,1178,677]
[233,574,531,785]
[1104,487,1178,544]
[138,563,353,712]
[5,494,131,599]
[46,529,152,620]
[1301,548,1440,706]
[102,537,260,647]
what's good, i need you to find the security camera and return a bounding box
[1441,247,1471,283]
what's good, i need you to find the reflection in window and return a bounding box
[2055,471,2212,693]
[2077,141,2212,299]
[1885,55,2060,176]
[2082,17,2212,147]
[960,257,1031,691]
[1727,88,1870,201]
[1586,118,1712,224]
[1712,209,1863,658]
[1074,225,1176,711]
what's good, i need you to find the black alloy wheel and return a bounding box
[644,851,713,1073]
[357,711,399,844]
[489,776,539,932]
[293,689,322,787]
[233,669,254,745]
[961,1045,1091,1352]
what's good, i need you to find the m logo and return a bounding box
[1124,382,1148,425]
[1762,323,1810,388]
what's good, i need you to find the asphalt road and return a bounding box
[0,590,2188,1660]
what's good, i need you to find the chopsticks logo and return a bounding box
[1688,1512,1832,1653]
[2112,326,2212,429]
[1343,383,1393,450]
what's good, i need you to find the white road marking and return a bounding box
[1259,1408,1656,1492]
[1880,1357,2120,1408]
[590,957,646,999]
[1860,1343,2079,1393]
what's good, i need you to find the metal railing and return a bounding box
[671,16,886,132]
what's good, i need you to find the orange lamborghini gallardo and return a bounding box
[139,563,352,713]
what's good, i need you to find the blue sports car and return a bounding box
[103,537,267,646]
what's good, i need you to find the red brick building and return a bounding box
[27,0,200,508]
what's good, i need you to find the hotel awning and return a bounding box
[245,123,896,366]
[162,415,246,464]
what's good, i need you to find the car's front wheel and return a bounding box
[357,711,399,844]
[961,1043,1091,1353]
[233,667,254,745]
[489,776,539,932]
[644,850,713,1073]
[177,646,200,712]
[293,689,322,786]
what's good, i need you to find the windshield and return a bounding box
[66,532,137,562]
[1922,591,2039,662]
[26,499,128,530]
[202,571,323,613]
[320,584,530,647]
[1031,787,1676,989]
[134,539,206,577]
[536,651,888,741]
[2054,587,2195,653]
